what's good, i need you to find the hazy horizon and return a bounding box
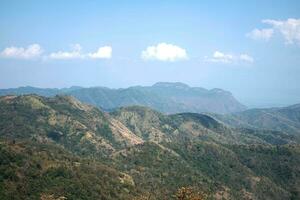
[0,82,297,108]
[1,0,300,108]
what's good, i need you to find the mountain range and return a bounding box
[0,82,246,114]
[0,94,299,199]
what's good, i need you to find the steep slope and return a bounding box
[0,82,246,114]
[0,95,143,157]
[0,95,213,199]
[112,106,300,199]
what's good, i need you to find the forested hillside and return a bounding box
[0,95,299,199]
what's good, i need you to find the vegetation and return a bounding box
[0,140,137,200]
[174,187,207,200]
[0,94,299,199]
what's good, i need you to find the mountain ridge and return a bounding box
[212,103,300,136]
[0,82,246,114]
[0,94,300,199]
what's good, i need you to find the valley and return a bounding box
[0,94,299,199]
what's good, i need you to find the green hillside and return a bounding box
[212,104,300,135]
[0,95,299,199]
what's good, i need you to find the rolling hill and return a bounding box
[0,95,299,199]
[212,104,300,135]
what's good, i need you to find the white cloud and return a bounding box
[212,51,234,63]
[262,18,300,44]
[88,46,112,59]
[48,44,84,59]
[0,44,43,59]
[247,18,300,45]
[246,28,274,41]
[141,43,188,62]
[206,51,254,64]
[240,54,254,63]
[48,44,112,60]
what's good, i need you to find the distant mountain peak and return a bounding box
[210,88,232,96]
[152,82,190,89]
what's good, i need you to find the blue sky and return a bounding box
[0,0,300,107]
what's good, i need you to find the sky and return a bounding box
[0,0,300,107]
